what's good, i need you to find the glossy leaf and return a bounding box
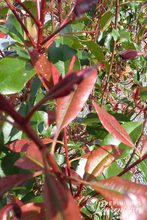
[56,68,97,130]
[29,50,59,91]
[90,177,147,220]
[0,57,35,95]
[74,0,97,17]
[92,102,134,147]
[84,145,122,180]
[44,169,81,220]
[1,13,23,43]
[0,174,32,197]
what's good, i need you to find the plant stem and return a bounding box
[15,0,41,26]
[5,0,37,48]
[41,17,74,45]
[63,127,73,195]
[38,0,47,45]
[0,93,59,174]
[118,154,147,177]
[101,0,119,106]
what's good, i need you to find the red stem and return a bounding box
[0,93,60,174]
[118,154,147,177]
[15,0,41,26]
[5,0,37,49]
[63,127,73,195]
[38,0,47,45]
[41,17,74,45]
[58,0,62,23]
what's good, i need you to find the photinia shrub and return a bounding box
[0,0,146,219]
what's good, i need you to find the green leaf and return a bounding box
[140,87,147,101]
[137,161,147,182]
[82,41,104,61]
[100,11,114,31]
[0,57,35,95]
[48,42,76,63]
[119,30,130,42]
[3,13,23,43]
[111,29,120,41]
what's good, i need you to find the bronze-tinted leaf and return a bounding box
[29,50,59,91]
[0,174,32,197]
[8,138,52,167]
[15,157,42,171]
[44,170,81,220]
[84,145,122,180]
[92,102,134,147]
[56,68,97,130]
[90,176,147,220]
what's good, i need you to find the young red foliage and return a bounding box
[84,145,122,180]
[29,50,59,91]
[92,101,134,147]
[44,169,81,220]
[56,67,97,130]
[90,176,147,220]
[8,138,52,168]
[0,174,32,198]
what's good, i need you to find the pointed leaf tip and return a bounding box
[92,101,134,147]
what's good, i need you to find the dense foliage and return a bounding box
[0,0,146,219]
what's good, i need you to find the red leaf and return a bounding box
[84,145,122,180]
[89,177,147,220]
[29,50,59,91]
[0,174,32,198]
[56,68,97,130]
[20,203,45,220]
[47,109,56,126]
[8,139,43,164]
[15,157,42,171]
[74,0,97,17]
[8,138,52,167]
[48,67,96,100]
[62,167,82,186]
[44,170,81,220]
[0,32,6,38]
[92,102,134,147]
[0,202,45,220]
